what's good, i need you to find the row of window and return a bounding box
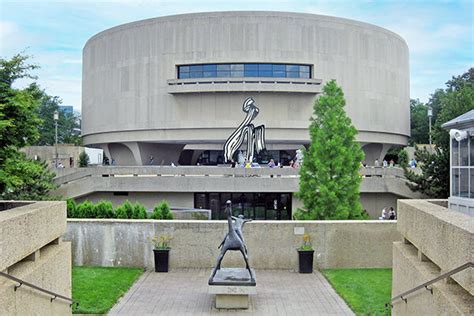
[178,63,311,79]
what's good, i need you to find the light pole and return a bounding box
[427,106,433,146]
[54,110,59,168]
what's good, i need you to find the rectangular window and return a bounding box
[244,70,258,77]
[300,65,310,73]
[452,139,459,166]
[258,70,272,77]
[273,71,286,78]
[470,169,474,198]
[189,72,201,78]
[460,168,469,197]
[202,64,216,72]
[189,65,203,72]
[244,64,258,71]
[273,64,285,72]
[287,71,299,78]
[179,72,190,79]
[460,138,469,166]
[179,66,190,73]
[231,70,244,77]
[231,64,244,71]
[452,168,460,196]
[286,65,299,72]
[217,71,230,77]
[299,72,310,79]
[217,64,231,71]
[470,136,474,166]
[203,71,216,78]
[258,64,272,71]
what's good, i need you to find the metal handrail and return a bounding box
[387,261,473,308]
[0,271,78,308]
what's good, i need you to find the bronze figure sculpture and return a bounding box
[209,201,255,283]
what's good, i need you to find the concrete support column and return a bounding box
[123,142,143,166]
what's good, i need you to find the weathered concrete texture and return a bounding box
[108,269,354,315]
[0,241,72,316]
[82,12,409,155]
[397,199,473,295]
[0,201,67,272]
[392,242,473,315]
[0,201,71,316]
[65,220,399,269]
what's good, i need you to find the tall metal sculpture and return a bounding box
[209,201,255,283]
[224,97,266,163]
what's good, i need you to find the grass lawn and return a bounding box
[322,268,392,316]
[72,266,143,314]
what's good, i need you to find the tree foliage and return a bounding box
[0,53,57,199]
[27,83,81,146]
[294,80,367,220]
[404,68,474,198]
[78,151,90,167]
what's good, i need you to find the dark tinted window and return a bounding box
[178,63,312,79]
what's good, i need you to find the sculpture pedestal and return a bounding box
[208,268,256,309]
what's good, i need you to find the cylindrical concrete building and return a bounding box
[82,11,409,165]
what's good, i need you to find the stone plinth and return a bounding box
[208,268,256,309]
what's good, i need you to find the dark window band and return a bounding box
[178,63,311,79]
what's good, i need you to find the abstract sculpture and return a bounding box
[224,97,266,163]
[209,201,255,284]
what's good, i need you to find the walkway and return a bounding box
[108,269,354,315]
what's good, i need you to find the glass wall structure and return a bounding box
[194,192,292,220]
[178,63,311,79]
[451,135,474,198]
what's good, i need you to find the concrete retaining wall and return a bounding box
[0,201,71,316]
[392,200,473,315]
[65,219,400,270]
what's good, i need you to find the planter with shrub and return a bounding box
[297,233,314,273]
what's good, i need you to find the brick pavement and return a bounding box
[108,269,354,316]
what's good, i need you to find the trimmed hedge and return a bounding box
[66,199,173,220]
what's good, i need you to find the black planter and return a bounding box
[153,249,170,272]
[298,250,314,273]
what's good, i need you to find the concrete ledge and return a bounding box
[397,199,473,294]
[392,242,472,315]
[0,201,67,271]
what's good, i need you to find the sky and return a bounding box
[0,0,472,112]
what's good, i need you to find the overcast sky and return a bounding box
[1,0,472,112]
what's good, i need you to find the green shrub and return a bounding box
[94,200,114,218]
[398,149,409,167]
[151,201,173,220]
[78,151,90,167]
[76,201,94,218]
[66,199,77,218]
[132,203,147,219]
[115,201,134,219]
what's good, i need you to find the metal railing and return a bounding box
[386,261,473,308]
[0,271,78,308]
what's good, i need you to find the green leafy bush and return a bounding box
[150,201,173,220]
[76,201,95,218]
[94,200,114,218]
[132,203,148,219]
[66,199,77,218]
[398,149,409,168]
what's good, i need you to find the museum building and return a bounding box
[73,11,413,219]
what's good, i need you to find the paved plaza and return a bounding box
[109,269,354,315]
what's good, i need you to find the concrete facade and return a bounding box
[53,166,422,219]
[0,201,72,316]
[82,11,410,165]
[65,219,400,270]
[391,200,473,315]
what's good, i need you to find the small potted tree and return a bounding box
[150,235,173,272]
[297,233,314,273]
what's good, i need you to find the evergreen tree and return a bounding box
[78,151,89,167]
[295,80,366,220]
